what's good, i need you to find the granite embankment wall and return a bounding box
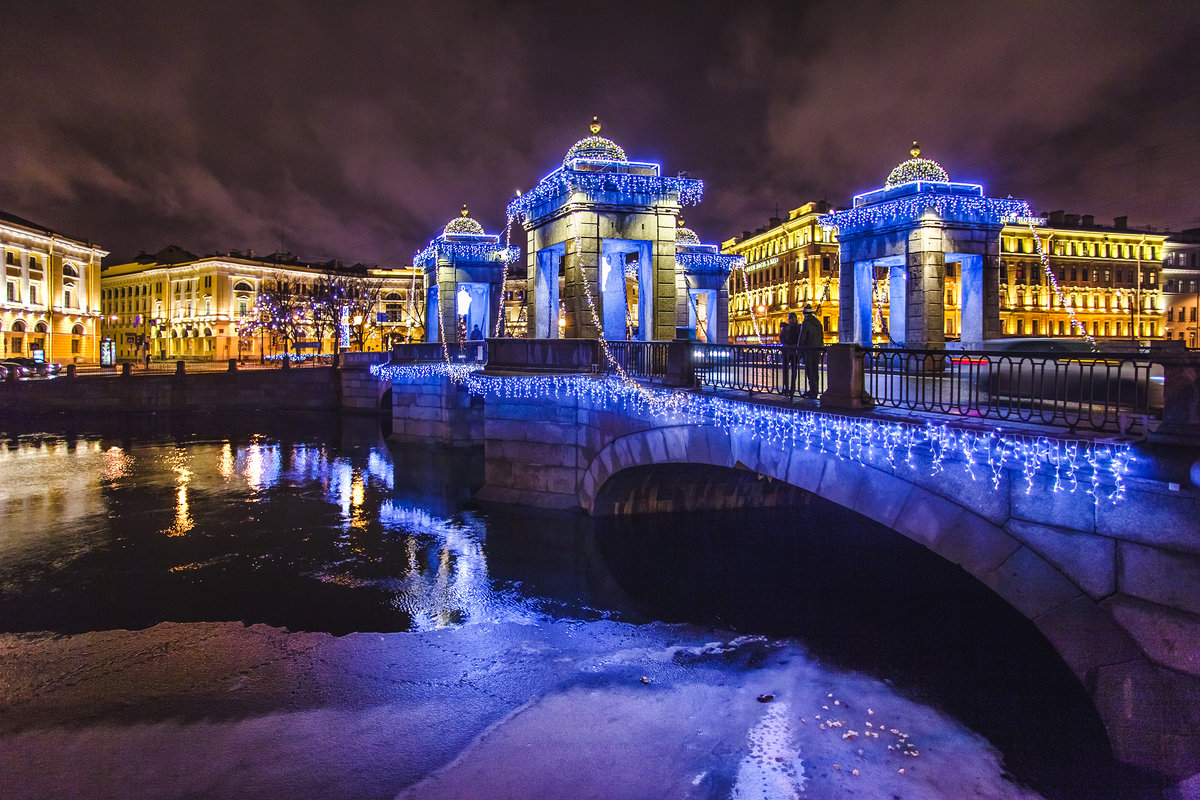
[0,368,340,415]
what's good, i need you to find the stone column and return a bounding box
[906,224,947,350]
[837,257,857,344]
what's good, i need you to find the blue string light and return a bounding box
[677,251,744,275]
[819,194,1034,234]
[370,362,1132,505]
[414,240,520,270]
[508,165,704,222]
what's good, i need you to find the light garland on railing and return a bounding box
[369,361,1132,505]
[819,195,1033,235]
[1027,222,1098,348]
[507,166,704,222]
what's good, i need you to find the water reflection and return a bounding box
[0,426,533,636]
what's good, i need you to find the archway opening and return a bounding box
[590,467,1159,800]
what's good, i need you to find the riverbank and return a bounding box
[0,620,1047,800]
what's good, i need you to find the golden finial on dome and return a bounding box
[910,141,921,159]
[461,204,470,217]
[677,217,686,227]
[590,116,602,135]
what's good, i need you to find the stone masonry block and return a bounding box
[892,486,966,552]
[1093,658,1200,780]
[1106,595,1200,677]
[729,430,761,470]
[935,512,1021,577]
[816,454,870,511]
[702,428,734,468]
[1006,518,1117,600]
[982,546,1083,620]
[757,441,791,483]
[661,427,690,461]
[1098,485,1200,556]
[850,467,915,530]
[1032,595,1141,678]
[784,447,827,494]
[1010,472,1097,534]
[1119,541,1200,616]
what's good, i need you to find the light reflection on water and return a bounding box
[0,430,547,636]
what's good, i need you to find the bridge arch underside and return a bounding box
[578,424,1200,781]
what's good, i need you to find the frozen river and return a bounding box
[0,413,1157,799]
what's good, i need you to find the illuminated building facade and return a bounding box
[999,212,1166,341]
[102,247,420,361]
[1163,229,1200,347]
[1,211,107,365]
[722,201,840,343]
[726,148,1170,348]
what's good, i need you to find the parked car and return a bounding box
[0,364,8,381]
[7,357,56,376]
[0,360,32,379]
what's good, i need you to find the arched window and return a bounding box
[11,319,26,332]
[34,321,48,333]
[63,264,79,279]
[233,280,253,292]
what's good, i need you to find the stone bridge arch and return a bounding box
[578,424,1195,780]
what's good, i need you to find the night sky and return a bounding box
[2,0,1198,265]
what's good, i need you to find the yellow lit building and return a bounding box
[723,204,1168,346]
[101,247,422,362]
[722,201,840,343]
[999,213,1166,341]
[1,211,107,365]
[1163,230,1200,347]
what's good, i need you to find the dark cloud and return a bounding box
[1,0,1197,265]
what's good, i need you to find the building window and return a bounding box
[7,281,18,302]
[28,284,39,304]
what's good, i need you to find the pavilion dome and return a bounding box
[675,224,700,245]
[443,205,485,236]
[885,142,950,187]
[563,117,627,165]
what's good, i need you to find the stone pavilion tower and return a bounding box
[820,144,1034,349]
[507,118,706,341]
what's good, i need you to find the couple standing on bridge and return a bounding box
[779,306,823,398]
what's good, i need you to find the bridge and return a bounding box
[344,339,1200,790]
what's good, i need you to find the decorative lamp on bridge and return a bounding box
[415,205,519,345]
[507,117,720,342]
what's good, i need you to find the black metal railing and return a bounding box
[692,342,826,397]
[602,340,670,381]
[863,347,1164,433]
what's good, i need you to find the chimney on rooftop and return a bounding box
[1082,214,1094,227]
[769,216,782,228]
[1064,214,1080,226]
[1114,216,1128,230]
[1047,210,1065,225]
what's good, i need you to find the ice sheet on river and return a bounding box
[0,620,1044,800]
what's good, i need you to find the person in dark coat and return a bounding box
[778,311,801,396]
[798,305,824,398]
